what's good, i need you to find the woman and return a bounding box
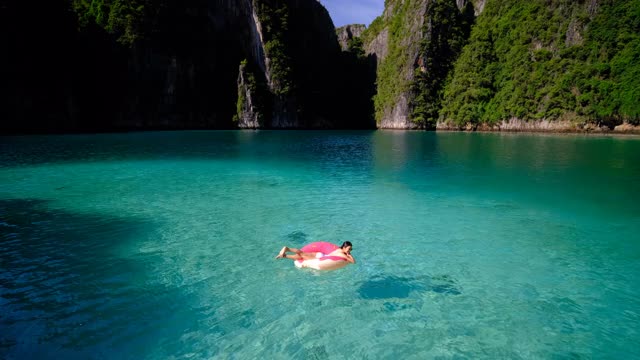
[275,241,355,264]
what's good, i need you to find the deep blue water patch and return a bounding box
[357,275,461,300]
[285,230,308,246]
[358,276,419,299]
[0,199,223,358]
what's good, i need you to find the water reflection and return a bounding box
[433,132,640,217]
[371,131,439,175]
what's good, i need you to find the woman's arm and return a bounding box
[345,252,356,264]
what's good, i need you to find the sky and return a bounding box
[318,0,385,27]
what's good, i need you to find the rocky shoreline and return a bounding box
[435,118,640,134]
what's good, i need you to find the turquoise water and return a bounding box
[1,131,639,359]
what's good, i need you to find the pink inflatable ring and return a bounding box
[294,242,350,271]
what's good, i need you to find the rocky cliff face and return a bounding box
[362,0,429,129]
[440,0,640,130]
[1,0,354,133]
[237,0,374,129]
[236,61,264,129]
[336,24,366,51]
[364,28,389,65]
[360,0,475,129]
[125,0,254,129]
[6,0,632,133]
[2,0,256,132]
[239,0,345,128]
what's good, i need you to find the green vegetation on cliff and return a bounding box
[5,0,371,132]
[361,15,384,46]
[362,0,474,126]
[72,0,146,44]
[364,0,418,123]
[410,0,474,128]
[441,0,640,126]
[253,1,294,96]
[347,37,366,59]
[235,59,271,124]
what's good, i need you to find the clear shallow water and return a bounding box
[1,131,639,359]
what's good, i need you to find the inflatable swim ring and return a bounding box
[294,241,350,271]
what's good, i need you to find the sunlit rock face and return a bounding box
[336,24,366,51]
[361,0,474,129]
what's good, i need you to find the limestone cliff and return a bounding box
[3,0,256,132]
[238,0,346,129]
[440,0,640,130]
[1,0,355,133]
[362,0,428,129]
[236,60,269,129]
[5,0,635,133]
[360,0,476,129]
[358,0,639,132]
[236,0,375,129]
[336,24,366,51]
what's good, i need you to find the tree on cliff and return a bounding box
[410,0,474,129]
[440,0,640,127]
[72,0,146,45]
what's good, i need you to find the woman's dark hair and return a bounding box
[340,241,352,249]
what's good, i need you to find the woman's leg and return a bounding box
[276,246,318,260]
[275,246,293,259]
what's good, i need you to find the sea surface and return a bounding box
[1,131,639,359]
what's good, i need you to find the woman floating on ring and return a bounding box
[275,241,355,271]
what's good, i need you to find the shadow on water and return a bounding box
[285,230,308,246]
[357,274,461,300]
[0,199,224,358]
